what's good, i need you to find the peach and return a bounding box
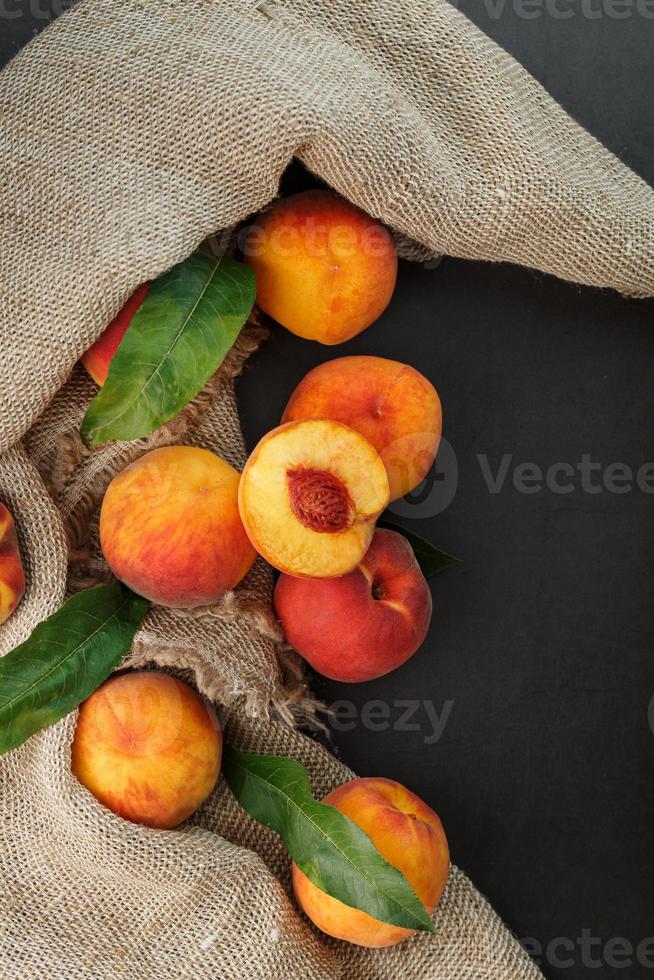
[238,420,389,578]
[293,777,449,947]
[274,528,431,682]
[0,501,25,625]
[82,283,150,385]
[100,446,255,607]
[244,190,397,345]
[71,672,221,829]
[282,356,442,501]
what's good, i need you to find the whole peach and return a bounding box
[0,501,26,625]
[82,283,150,385]
[245,191,397,345]
[274,529,431,682]
[71,672,222,829]
[100,446,255,607]
[282,355,442,500]
[293,777,449,947]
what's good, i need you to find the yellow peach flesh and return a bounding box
[238,420,390,578]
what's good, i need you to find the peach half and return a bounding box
[238,420,390,578]
[100,446,256,607]
[293,777,450,947]
[244,190,397,345]
[72,672,222,829]
[82,283,150,385]
[274,528,432,682]
[0,501,25,625]
[282,355,442,501]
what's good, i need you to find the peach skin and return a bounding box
[71,672,222,829]
[274,528,432,682]
[238,419,389,579]
[82,283,150,385]
[293,777,449,947]
[244,190,397,345]
[100,446,255,607]
[0,501,26,625]
[282,355,442,500]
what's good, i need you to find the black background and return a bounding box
[2,3,653,978]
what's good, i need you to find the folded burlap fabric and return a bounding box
[1,0,652,976]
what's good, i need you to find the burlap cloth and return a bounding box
[1,0,653,976]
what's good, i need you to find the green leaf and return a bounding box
[81,250,256,444]
[222,745,436,933]
[380,520,461,578]
[0,583,149,755]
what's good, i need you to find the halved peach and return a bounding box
[238,420,389,578]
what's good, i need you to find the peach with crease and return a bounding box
[274,528,432,682]
[282,355,442,501]
[245,190,398,345]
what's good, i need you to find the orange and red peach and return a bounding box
[0,501,25,625]
[82,283,150,386]
[100,445,255,607]
[274,528,432,682]
[282,355,442,501]
[245,191,397,345]
[238,419,389,579]
[71,672,222,829]
[293,777,449,947]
